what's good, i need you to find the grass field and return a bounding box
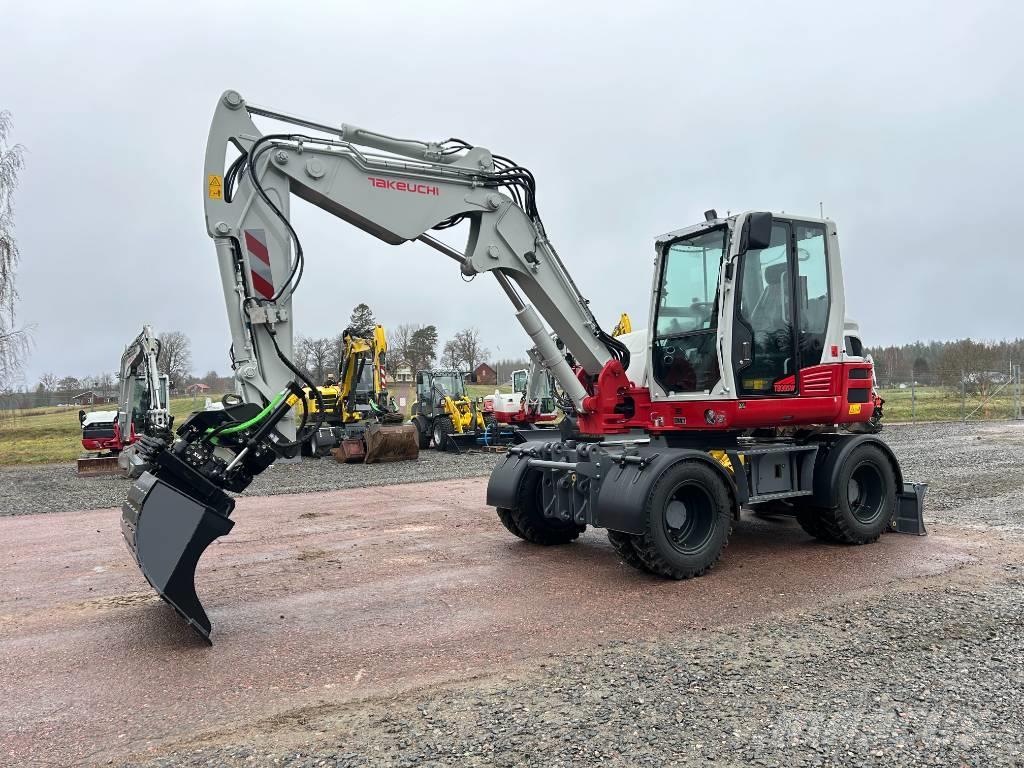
[878,385,1020,422]
[0,397,222,465]
[0,384,516,466]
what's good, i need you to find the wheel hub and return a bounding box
[665,500,688,529]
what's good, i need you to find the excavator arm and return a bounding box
[122,90,631,640]
[203,90,624,418]
[118,325,172,441]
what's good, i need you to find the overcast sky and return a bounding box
[2,0,1021,385]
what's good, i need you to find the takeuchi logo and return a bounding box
[368,177,440,196]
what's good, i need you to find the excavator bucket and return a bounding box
[363,423,419,464]
[121,468,235,642]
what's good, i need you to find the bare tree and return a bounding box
[37,372,58,391]
[449,327,489,372]
[441,339,461,369]
[0,111,29,389]
[386,323,418,377]
[58,375,81,393]
[296,335,335,384]
[157,331,192,388]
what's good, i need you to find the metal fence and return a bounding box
[875,364,1023,423]
[0,390,118,413]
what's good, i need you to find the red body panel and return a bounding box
[576,361,876,435]
[81,422,135,453]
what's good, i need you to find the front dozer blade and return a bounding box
[121,470,235,642]
[363,423,419,464]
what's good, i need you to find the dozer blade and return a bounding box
[363,423,419,464]
[121,470,235,642]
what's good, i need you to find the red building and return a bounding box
[473,362,497,385]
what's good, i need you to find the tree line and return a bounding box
[865,338,1024,393]
[294,303,494,384]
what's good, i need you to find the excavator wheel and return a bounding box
[495,506,526,540]
[794,443,896,545]
[607,530,647,571]
[432,415,454,451]
[505,469,584,545]
[633,461,732,580]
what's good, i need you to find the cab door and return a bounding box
[732,220,798,396]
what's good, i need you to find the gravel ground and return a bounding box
[4,420,1022,522]
[111,420,1024,768]
[0,450,500,516]
[129,567,1024,768]
[3,420,1021,766]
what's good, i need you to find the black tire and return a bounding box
[794,502,837,541]
[432,415,453,451]
[495,506,526,539]
[607,530,647,571]
[633,461,733,580]
[799,443,896,544]
[414,416,431,449]
[309,429,324,458]
[507,470,585,545]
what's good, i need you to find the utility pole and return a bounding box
[1011,364,1019,421]
[960,369,966,421]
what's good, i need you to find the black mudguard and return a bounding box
[810,433,905,507]
[121,470,235,642]
[485,444,537,509]
[594,447,739,535]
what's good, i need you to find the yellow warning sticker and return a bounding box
[208,174,223,200]
[848,403,862,415]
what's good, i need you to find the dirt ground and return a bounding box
[1,422,1022,767]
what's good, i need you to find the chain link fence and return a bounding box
[875,364,1023,423]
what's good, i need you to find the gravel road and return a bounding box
[0,450,500,516]
[132,567,1024,768]
[2,421,1022,767]
[3,421,1023,522]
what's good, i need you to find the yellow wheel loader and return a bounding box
[303,325,417,462]
[410,369,510,451]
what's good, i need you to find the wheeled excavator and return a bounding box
[302,324,414,461]
[79,325,172,474]
[483,353,559,429]
[121,91,926,641]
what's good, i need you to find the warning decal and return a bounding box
[208,174,223,200]
[848,403,862,415]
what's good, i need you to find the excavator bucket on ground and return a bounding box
[121,453,236,642]
[362,423,419,463]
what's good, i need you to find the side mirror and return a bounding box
[78,409,86,424]
[739,212,773,253]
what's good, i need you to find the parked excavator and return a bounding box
[301,324,415,461]
[485,313,634,429]
[121,91,925,641]
[482,353,559,429]
[79,325,172,474]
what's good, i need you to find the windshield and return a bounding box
[432,374,464,397]
[655,227,725,338]
[512,370,528,392]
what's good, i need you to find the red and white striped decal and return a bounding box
[244,228,275,300]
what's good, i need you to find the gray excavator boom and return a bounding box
[123,90,626,639]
